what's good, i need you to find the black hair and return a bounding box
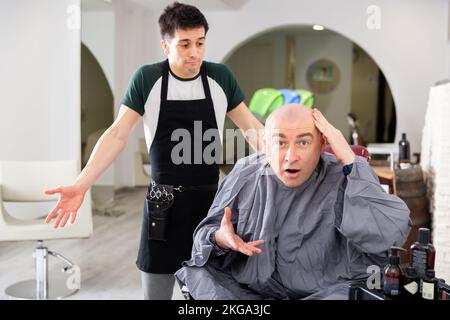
[158,2,209,39]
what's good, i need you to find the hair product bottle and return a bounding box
[383,247,406,298]
[421,269,438,300]
[402,266,420,300]
[398,133,411,164]
[410,228,436,279]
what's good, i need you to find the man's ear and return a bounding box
[161,39,170,56]
[320,134,326,153]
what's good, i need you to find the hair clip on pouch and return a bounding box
[146,182,175,241]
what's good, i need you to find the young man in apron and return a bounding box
[44,2,263,299]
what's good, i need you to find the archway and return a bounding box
[81,42,114,167]
[222,25,396,145]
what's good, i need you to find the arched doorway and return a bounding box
[223,25,396,146]
[80,42,114,167]
[81,42,116,214]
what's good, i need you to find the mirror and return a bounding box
[224,25,396,148]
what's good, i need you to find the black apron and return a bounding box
[137,60,220,274]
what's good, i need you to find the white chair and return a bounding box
[0,160,93,299]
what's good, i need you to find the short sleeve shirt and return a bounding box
[120,60,245,150]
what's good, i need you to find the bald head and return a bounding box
[263,104,324,188]
[265,104,315,131]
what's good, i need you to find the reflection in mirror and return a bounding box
[223,25,396,158]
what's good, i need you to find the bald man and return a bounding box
[175,105,411,300]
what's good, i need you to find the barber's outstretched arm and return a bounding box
[44,105,140,228]
[312,108,411,255]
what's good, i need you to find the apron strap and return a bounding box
[200,62,212,102]
[160,59,212,102]
[160,60,170,102]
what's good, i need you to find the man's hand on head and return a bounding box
[312,108,356,165]
[214,207,265,256]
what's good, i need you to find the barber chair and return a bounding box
[0,160,93,299]
[296,89,315,108]
[248,88,283,120]
[279,88,300,104]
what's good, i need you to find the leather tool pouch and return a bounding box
[146,182,174,241]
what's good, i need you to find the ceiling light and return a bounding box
[313,25,324,31]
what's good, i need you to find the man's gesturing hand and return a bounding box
[44,185,86,229]
[214,207,265,256]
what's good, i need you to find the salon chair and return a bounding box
[296,89,315,108]
[0,160,93,299]
[248,88,283,119]
[279,88,300,104]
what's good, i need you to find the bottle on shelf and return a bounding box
[421,269,438,300]
[410,228,436,279]
[398,133,411,169]
[383,246,406,298]
[402,266,420,300]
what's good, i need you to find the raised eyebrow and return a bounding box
[296,133,313,139]
[179,37,205,43]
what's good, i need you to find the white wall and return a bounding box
[113,0,156,188]
[204,0,449,155]
[82,6,115,186]
[0,0,81,162]
[82,10,115,91]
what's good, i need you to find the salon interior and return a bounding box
[0,0,449,301]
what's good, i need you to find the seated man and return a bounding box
[175,105,411,300]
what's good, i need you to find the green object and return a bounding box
[248,88,283,118]
[296,89,315,108]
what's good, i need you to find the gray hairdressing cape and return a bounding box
[175,153,411,300]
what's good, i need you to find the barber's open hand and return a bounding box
[312,108,355,165]
[44,185,86,229]
[214,207,265,256]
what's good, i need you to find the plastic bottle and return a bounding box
[410,228,436,279]
[383,247,406,298]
